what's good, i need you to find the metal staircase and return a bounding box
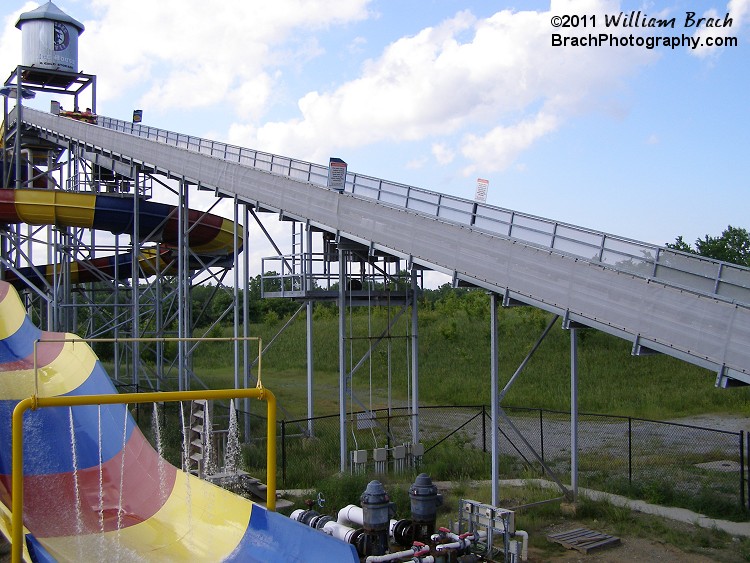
[185,399,211,478]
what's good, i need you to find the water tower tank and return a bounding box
[16,1,85,73]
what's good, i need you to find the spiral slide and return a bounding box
[0,188,241,289]
[0,279,359,561]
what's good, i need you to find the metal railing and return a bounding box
[14,111,738,307]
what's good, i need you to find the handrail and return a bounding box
[16,107,750,306]
[10,386,277,563]
[11,387,276,563]
[91,114,750,306]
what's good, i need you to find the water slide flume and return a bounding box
[0,188,241,288]
[0,280,359,562]
[9,386,277,563]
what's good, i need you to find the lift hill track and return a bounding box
[11,106,750,388]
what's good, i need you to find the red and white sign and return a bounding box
[475,178,489,203]
[328,158,348,191]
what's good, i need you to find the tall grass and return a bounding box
[189,303,750,420]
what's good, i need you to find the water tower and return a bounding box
[17,1,85,74]
[4,0,94,110]
[2,0,96,322]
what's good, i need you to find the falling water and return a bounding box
[116,405,128,534]
[225,400,240,475]
[68,408,84,561]
[179,402,190,472]
[203,402,216,477]
[151,403,168,501]
[97,405,105,533]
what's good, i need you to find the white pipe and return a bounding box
[365,547,417,563]
[339,504,403,541]
[434,532,479,553]
[364,544,431,563]
[430,530,459,543]
[322,520,358,544]
[435,540,466,552]
[514,530,529,561]
[338,504,364,526]
[290,509,305,521]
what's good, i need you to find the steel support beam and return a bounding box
[571,327,579,500]
[490,292,500,506]
[338,247,347,472]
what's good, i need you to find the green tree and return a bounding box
[665,235,695,254]
[667,225,750,267]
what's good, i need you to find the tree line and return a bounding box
[666,225,750,267]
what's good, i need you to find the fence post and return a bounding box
[387,413,391,450]
[482,405,487,453]
[281,420,286,487]
[539,409,545,474]
[742,430,747,511]
[628,417,633,486]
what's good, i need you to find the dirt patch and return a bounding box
[531,535,720,562]
[667,413,750,434]
[528,514,747,563]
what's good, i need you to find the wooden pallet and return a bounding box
[547,527,621,554]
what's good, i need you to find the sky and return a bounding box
[1,0,749,276]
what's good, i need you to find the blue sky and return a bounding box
[2,0,748,254]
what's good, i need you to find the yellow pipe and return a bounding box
[11,387,276,563]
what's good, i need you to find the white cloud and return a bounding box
[432,143,454,165]
[690,0,749,58]
[78,0,371,112]
[348,36,367,55]
[461,112,560,175]
[231,1,656,171]
[0,3,35,73]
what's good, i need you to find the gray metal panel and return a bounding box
[21,108,750,384]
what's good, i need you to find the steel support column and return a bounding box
[132,173,141,387]
[570,327,579,500]
[338,247,347,472]
[242,204,251,440]
[233,196,240,397]
[411,267,419,445]
[490,292,500,506]
[306,225,314,436]
[177,179,187,390]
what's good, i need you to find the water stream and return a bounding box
[68,407,84,561]
[203,402,216,477]
[97,405,105,533]
[225,400,240,474]
[114,403,129,563]
[151,402,168,502]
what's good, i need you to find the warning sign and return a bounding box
[328,158,347,191]
[475,178,489,203]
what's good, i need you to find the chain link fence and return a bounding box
[114,385,747,517]
[275,405,747,515]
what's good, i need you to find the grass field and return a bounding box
[187,302,750,421]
